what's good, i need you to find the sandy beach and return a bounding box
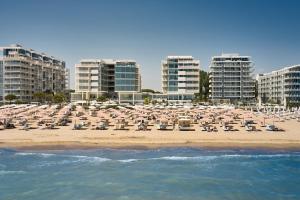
[1,119,300,150]
[1,104,300,150]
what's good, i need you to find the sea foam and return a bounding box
[0,170,26,175]
[15,152,56,158]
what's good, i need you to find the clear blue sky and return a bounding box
[1,0,300,90]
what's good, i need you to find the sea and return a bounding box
[0,147,299,200]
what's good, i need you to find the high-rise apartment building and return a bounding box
[65,68,70,90]
[162,56,200,101]
[209,53,255,103]
[71,59,141,102]
[0,59,3,102]
[0,44,66,102]
[257,65,300,106]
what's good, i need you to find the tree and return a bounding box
[199,70,209,101]
[141,89,155,93]
[97,95,108,102]
[33,92,46,103]
[15,100,24,104]
[5,94,17,104]
[141,89,162,94]
[144,97,150,105]
[45,93,53,103]
[151,99,158,105]
[53,93,66,104]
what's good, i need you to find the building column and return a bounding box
[133,92,135,105]
[284,96,287,108]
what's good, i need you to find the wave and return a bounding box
[32,155,112,168]
[149,154,299,161]
[151,156,217,161]
[16,151,300,168]
[0,170,26,175]
[220,154,298,159]
[69,155,111,163]
[75,153,299,164]
[118,159,140,163]
[15,152,56,158]
[70,153,299,164]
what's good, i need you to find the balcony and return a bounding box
[76,71,91,74]
[224,79,241,82]
[210,85,223,88]
[210,74,223,78]
[284,88,300,92]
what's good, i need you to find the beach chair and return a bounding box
[20,124,30,131]
[223,125,230,131]
[245,125,254,131]
[96,121,107,130]
[73,123,83,130]
[266,124,278,131]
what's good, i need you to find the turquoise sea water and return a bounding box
[0,148,299,200]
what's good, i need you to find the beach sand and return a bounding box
[1,119,300,150]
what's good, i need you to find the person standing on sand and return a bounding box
[173,120,176,130]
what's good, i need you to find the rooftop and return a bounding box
[80,59,136,64]
[167,56,194,59]
[212,53,250,58]
[0,44,64,62]
[258,64,300,76]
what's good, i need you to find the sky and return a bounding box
[1,0,300,90]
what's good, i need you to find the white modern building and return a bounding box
[209,53,256,103]
[162,56,200,102]
[71,59,142,103]
[0,59,3,102]
[65,68,70,90]
[0,44,66,102]
[257,65,300,106]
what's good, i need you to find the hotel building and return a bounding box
[71,59,142,103]
[0,59,3,102]
[162,56,200,102]
[209,53,256,103]
[257,65,300,106]
[0,44,66,102]
[65,68,70,90]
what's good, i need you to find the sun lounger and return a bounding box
[266,124,278,131]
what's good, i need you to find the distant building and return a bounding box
[209,53,256,103]
[257,65,300,106]
[71,59,142,103]
[65,68,70,90]
[0,44,66,102]
[0,59,3,103]
[162,56,200,102]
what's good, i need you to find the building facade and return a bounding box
[65,68,70,90]
[0,44,66,102]
[162,56,200,102]
[257,65,300,106]
[209,53,255,103]
[71,59,141,103]
[0,59,3,103]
